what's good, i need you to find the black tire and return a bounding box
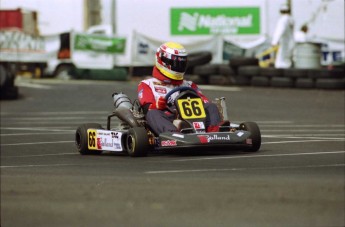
[284,68,309,78]
[0,68,18,100]
[295,78,314,88]
[193,64,218,76]
[238,65,261,77]
[229,57,259,67]
[229,57,259,74]
[2,86,19,100]
[315,78,345,89]
[218,64,235,76]
[75,123,103,155]
[0,65,7,88]
[309,68,345,79]
[260,67,284,77]
[270,77,294,88]
[240,122,261,152]
[251,76,270,87]
[187,51,213,68]
[208,75,232,85]
[184,74,208,84]
[234,75,251,86]
[126,127,150,157]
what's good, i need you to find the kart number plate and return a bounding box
[87,129,123,151]
[177,98,206,119]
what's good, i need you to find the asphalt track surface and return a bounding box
[1,77,344,227]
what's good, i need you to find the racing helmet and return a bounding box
[155,42,188,81]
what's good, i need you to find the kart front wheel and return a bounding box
[126,127,149,157]
[240,122,261,152]
[75,123,103,155]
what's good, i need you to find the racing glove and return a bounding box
[156,96,167,110]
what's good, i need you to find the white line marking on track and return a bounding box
[172,151,345,162]
[2,153,77,158]
[262,139,344,144]
[16,82,52,89]
[262,135,344,140]
[261,124,344,128]
[1,132,74,136]
[0,164,77,168]
[262,129,345,132]
[145,163,345,174]
[1,141,74,146]
[263,134,345,137]
[0,111,108,116]
[1,127,75,132]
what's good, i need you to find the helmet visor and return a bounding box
[161,54,187,73]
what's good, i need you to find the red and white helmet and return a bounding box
[155,42,188,81]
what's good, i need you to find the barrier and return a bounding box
[293,42,322,69]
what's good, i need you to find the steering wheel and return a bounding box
[163,86,198,114]
[164,86,198,102]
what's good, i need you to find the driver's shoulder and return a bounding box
[141,77,160,85]
[181,80,193,87]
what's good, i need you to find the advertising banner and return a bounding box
[132,31,221,66]
[74,33,126,54]
[0,29,48,62]
[171,7,260,35]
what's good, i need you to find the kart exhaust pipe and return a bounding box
[112,92,139,127]
[113,108,140,127]
[113,92,133,110]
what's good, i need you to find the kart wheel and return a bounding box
[126,127,149,157]
[75,123,103,155]
[240,122,261,152]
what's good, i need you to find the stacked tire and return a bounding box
[185,51,236,85]
[189,54,344,90]
[233,58,344,89]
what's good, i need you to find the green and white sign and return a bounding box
[171,7,260,35]
[74,34,126,54]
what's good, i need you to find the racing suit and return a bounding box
[138,66,222,135]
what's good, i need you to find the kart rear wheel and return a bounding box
[126,127,149,157]
[75,123,103,155]
[240,122,261,152]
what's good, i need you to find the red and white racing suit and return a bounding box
[137,67,222,135]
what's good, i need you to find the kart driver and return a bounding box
[137,42,229,135]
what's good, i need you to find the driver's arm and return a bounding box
[138,82,158,112]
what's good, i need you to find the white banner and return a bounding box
[0,29,49,62]
[131,31,222,66]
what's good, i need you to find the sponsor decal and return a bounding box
[154,86,167,94]
[161,140,177,147]
[246,138,252,145]
[99,138,114,148]
[111,132,120,139]
[198,135,209,144]
[198,134,231,143]
[193,122,205,130]
[172,133,184,138]
[138,89,143,99]
[237,132,244,137]
[97,138,102,149]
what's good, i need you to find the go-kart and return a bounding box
[75,86,261,157]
